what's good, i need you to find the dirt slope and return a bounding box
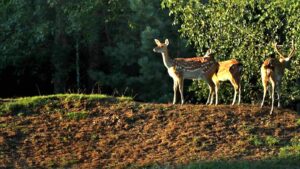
[0,98,299,168]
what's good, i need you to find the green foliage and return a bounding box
[0,0,104,93]
[161,0,300,104]
[89,0,194,102]
[0,0,193,103]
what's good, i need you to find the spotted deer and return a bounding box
[203,50,243,105]
[215,59,243,105]
[260,40,296,114]
[153,39,219,105]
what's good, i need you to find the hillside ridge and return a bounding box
[0,94,300,168]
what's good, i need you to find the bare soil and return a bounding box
[0,100,299,168]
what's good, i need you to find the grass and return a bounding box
[174,157,300,169]
[0,123,8,128]
[279,145,300,159]
[0,94,133,116]
[248,135,280,147]
[169,136,299,169]
[60,157,79,167]
[248,135,263,146]
[146,136,300,169]
[290,136,300,145]
[265,136,280,147]
[65,111,88,120]
[278,136,300,159]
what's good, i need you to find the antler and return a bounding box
[288,40,296,58]
[272,42,284,57]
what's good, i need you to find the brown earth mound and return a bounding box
[0,100,299,168]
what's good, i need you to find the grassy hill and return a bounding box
[0,94,300,168]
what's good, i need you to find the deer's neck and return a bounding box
[161,50,173,69]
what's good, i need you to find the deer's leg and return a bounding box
[232,88,237,105]
[212,75,219,105]
[276,83,281,108]
[178,78,184,104]
[230,78,239,105]
[209,88,215,105]
[260,79,268,108]
[206,79,215,105]
[172,79,178,104]
[270,79,275,115]
[238,79,242,105]
[215,84,219,105]
[206,85,212,105]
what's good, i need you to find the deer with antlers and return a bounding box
[260,40,296,114]
[153,39,219,105]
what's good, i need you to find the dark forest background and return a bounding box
[0,0,299,109]
[0,0,194,103]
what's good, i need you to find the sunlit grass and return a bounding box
[0,94,133,116]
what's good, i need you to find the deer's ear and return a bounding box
[165,39,169,46]
[154,39,161,45]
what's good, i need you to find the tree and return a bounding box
[0,0,55,96]
[88,0,194,102]
[0,0,193,103]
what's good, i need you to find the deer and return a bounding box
[153,39,219,105]
[203,51,243,105]
[260,40,296,114]
[215,59,243,105]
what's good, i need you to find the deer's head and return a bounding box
[273,40,296,70]
[153,39,169,53]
